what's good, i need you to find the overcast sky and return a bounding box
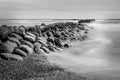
[0,0,120,19]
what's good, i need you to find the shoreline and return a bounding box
[0,22,93,80]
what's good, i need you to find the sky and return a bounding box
[0,0,120,19]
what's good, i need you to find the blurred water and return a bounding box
[0,19,78,26]
[47,22,120,80]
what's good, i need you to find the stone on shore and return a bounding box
[0,53,23,61]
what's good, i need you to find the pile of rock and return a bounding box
[0,22,90,61]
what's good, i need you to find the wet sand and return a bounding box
[47,23,120,80]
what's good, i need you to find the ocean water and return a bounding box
[47,20,120,80]
[0,19,78,26]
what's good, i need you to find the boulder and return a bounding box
[8,37,21,46]
[34,42,41,48]
[34,46,45,54]
[0,53,23,61]
[0,26,10,42]
[54,32,61,38]
[54,46,63,51]
[26,32,36,39]
[17,26,26,36]
[46,31,53,37]
[12,48,27,57]
[24,35,36,43]
[0,43,10,53]
[41,46,50,53]
[54,38,63,48]
[8,32,23,40]
[20,39,33,48]
[47,37,54,44]
[47,42,56,51]
[64,44,69,48]
[20,45,33,54]
[4,41,18,53]
[37,40,47,47]
[37,37,47,43]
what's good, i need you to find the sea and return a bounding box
[0,19,79,26]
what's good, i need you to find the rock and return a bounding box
[0,53,23,61]
[0,26,10,42]
[20,45,33,54]
[12,48,27,57]
[37,37,47,43]
[8,32,23,40]
[47,37,54,44]
[34,42,41,50]
[20,39,34,48]
[64,44,69,48]
[24,35,36,43]
[8,37,21,46]
[54,38,63,48]
[37,40,47,47]
[47,42,56,51]
[0,43,10,53]
[41,46,50,53]
[26,32,36,39]
[17,26,26,36]
[46,31,53,37]
[4,41,18,53]
[54,32,61,38]
[54,46,63,51]
[34,45,45,54]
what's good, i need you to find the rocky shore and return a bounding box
[0,21,93,80]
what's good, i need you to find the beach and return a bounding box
[0,21,92,80]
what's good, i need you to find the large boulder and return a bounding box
[24,35,36,43]
[20,39,34,48]
[26,32,36,39]
[17,26,26,36]
[1,41,18,53]
[54,38,63,48]
[12,48,27,57]
[64,43,69,48]
[0,53,23,61]
[8,37,21,46]
[47,42,56,51]
[8,32,23,40]
[19,45,33,54]
[34,43,45,54]
[0,26,10,42]
[41,46,50,53]
[47,37,54,44]
[0,43,10,53]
